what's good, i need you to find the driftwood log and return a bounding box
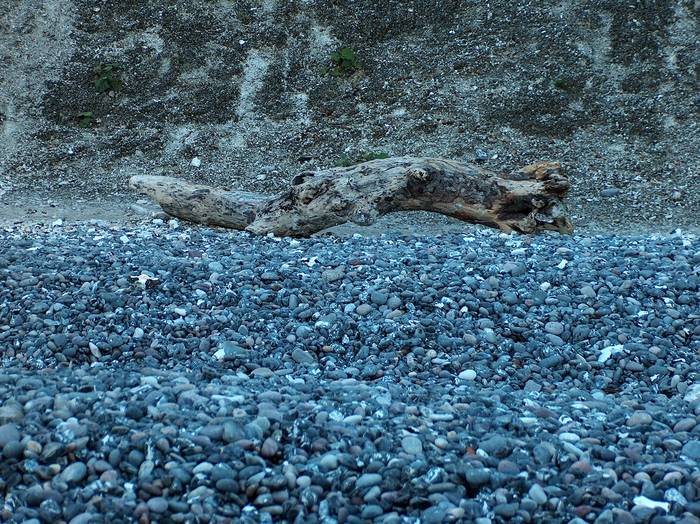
[129,157,573,236]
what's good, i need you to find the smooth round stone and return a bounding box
[626,412,653,427]
[570,460,593,475]
[254,417,271,433]
[544,322,564,335]
[356,304,373,316]
[370,291,388,305]
[291,348,315,364]
[539,354,563,368]
[361,505,383,519]
[260,271,280,282]
[559,432,581,443]
[529,484,548,505]
[498,460,520,475]
[545,334,564,346]
[319,453,339,470]
[208,261,224,273]
[434,437,449,449]
[533,443,555,464]
[147,497,169,513]
[251,367,274,378]
[261,438,278,459]
[25,485,49,507]
[479,436,511,457]
[401,436,423,455]
[682,440,700,460]
[294,326,312,339]
[521,498,538,513]
[387,296,402,309]
[125,404,147,421]
[501,292,518,305]
[51,334,68,348]
[296,475,311,488]
[60,462,87,484]
[199,425,223,441]
[464,468,490,487]
[127,449,145,466]
[69,513,99,524]
[356,473,383,490]
[3,440,24,459]
[580,285,596,298]
[215,479,239,493]
[363,485,381,502]
[0,423,20,447]
[494,503,519,518]
[192,462,213,475]
[422,506,447,524]
[481,329,497,344]
[673,418,697,432]
[458,369,477,381]
[463,334,477,345]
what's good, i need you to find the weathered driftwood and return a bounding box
[129,156,573,236]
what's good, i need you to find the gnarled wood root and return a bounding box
[129,156,573,236]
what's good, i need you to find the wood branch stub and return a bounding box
[129,156,573,236]
[129,175,264,229]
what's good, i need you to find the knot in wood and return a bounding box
[292,171,315,186]
[408,168,430,182]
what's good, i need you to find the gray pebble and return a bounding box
[580,285,596,298]
[682,440,700,460]
[356,304,373,316]
[401,435,423,455]
[147,497,169,513]
[361,505,384,519]
[529,484,548,505]
[544,322,564,335]
[494,503,519,518]
[322,267,345,282]
[356,473,383,489]
[291,348,315,364]
[60,462,87,484]
[370,291,388,305]
[626,412,653,427]
[464,468,491,487]
[0,423,20,447]
[208,261,224,273]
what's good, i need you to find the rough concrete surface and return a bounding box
[1,0,698,233]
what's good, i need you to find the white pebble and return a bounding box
[558,432,581,443]
[458,370,477,381]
